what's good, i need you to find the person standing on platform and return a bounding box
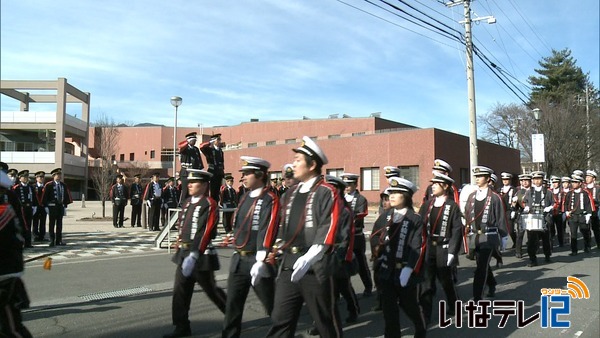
[110,174,128,228]
[12,170,36,248]
[341,172,372,297]
[222,157,280,338]
[144,173,163,231]
[522,171,554,266]
[130,174,143,227]
[41,168,73,247]
[200,133,225,203]
[378,177,427,338]
[219,175,237,235]
[584,170,600,249]
[464,166,507,302]
[162,177,179,228]
[163,169,226,338]
[267,136,343,338]
[32,171,47,241]
[179,132,204,203]
[419,172,463,323]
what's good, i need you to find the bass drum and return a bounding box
[459,183,478,215]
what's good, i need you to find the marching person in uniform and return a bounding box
[0,166,33,338]
[12,170,36,248]
[110,174,129,228]
[549,176,565,247]
[268,177,280,197]
[377,177,427,338]
[422,159,459,204]
[130,174,143,227]
[370,187,392,312]
[512,174,532,259]
[279,164,296,196]
[179,132,204,203]
[144,173,163,231]
[522,171,553,266]
[498,172,517,249]
[200,133,225,203]
[219,175,238,235]
[419,172,462,323]
[222,157,280,338]
[32,171,47,241]
[464,166,507,301]
[41,168,73,247]
[584,170,600,249]
[163,169,226,338]
[340,172,372,297]
[267,136,343,338]
[563,174,595,255]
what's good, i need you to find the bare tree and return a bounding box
[89,114,120,218]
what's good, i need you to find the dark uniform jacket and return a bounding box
[370,208,393,260]
[109,183,129,206]
[562,188,595,224]
[33,181,45,207]
[523,186,553,229]
[162,185,179,209]
[346,191,368,234]
[277,176,342,282]
[220,184,238,209]
[377,208,426,286]
[41,180,73,208]
[179,144,203,169]
[423,184,459,204]
[0,187,25,276]
[199,142,224,175]
[143,181,163,203]
[418,198,463,267]
[464,188,508,249]
[130,182,143,206]
[12,182,38,209]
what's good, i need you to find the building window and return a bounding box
[119,154,125,162]
[150,150,155,159]
[352,132,365,137]
[361,167,380,191]
[398,166,419,187]
[285,138,296,144]
[161,149,174,162]
[328,134,341,139]
[129,153,135,161]
[326,168,344,177]
[111,154,116,161]
[248,142,257,148]
[309,136,318,141]
[266,140,276,146]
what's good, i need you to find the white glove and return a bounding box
[543,206,553,213]
[565,211,571,218]
[447,254,455,266]
[291,245,325,283]
[45,207,49,214]
[585,214,591,224]
[562,213,567,222]
[523,206,530,213]
[501,236,509,249]
[399,267,413,287]
[32,206,37,215]
[181,253,198,277]
[250,251,268,286]
[512,196,518,203]
[146,200,151,208]
[510,211,516,219]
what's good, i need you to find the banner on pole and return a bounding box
[532,134,545,163]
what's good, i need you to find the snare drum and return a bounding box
[522,214,545,231]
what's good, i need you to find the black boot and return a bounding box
[163,326,191,338]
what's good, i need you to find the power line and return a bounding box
[488,0,545,58]
[506,0,552,53]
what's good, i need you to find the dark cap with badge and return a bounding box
[340,173,359,184]
[51,168,62,176]
[35,171,46,178]
[224,175,234,181]
[325,175,347,190]
[134,174,141,179]
[7,168,18,177]
[292,136,328,166]
[186,169,213,182]
[115,174,124,180]
[500,172,513,180]
[283,164,294,178]
[18,170,30,178]
[518,173,532,181]
[185,132,198,141]
[210,133,222,142]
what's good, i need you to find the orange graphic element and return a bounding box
[566,276,590,299]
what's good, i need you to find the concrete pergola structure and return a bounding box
[0,78,91,197]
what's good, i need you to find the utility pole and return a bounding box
[585,83,591,168]
[446,0,495,183]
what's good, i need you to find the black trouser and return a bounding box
[222,211,234,234]
[171,264,226,330]
[112,202,125,227]
[222,254,274,338]
[179,167,190,204]
[48,205,65,244]
[130,203,142,226]
[148,200,162,231]
[353,233,373,293]
[473,246,495,301]
[0,278,32,338]
[420,247,459,323]
[515,219,525,256]
[267,269,342,338]
[33,207,47,240]
[569,221,592,253]
[526,230,552,263]
[380,278,427,338]
[209,172,224,204]
[335,273,360,318]
[551,214,565,246]
[591,211,600,247]
[21,205,33,246]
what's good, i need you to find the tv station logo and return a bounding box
[439,276,590,329]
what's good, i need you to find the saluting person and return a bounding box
[200,133,225,203]
[163,169,226,338]
[41,168,73,247]
[267,136,343,338]
[179,132,204,203]
[222,157,280,338]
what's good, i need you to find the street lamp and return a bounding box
[170,96,182,177]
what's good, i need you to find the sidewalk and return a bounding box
[61,200,152,233]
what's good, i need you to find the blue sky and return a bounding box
[1,0,598,137]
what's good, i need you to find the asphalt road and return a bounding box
[21,238,600,338]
